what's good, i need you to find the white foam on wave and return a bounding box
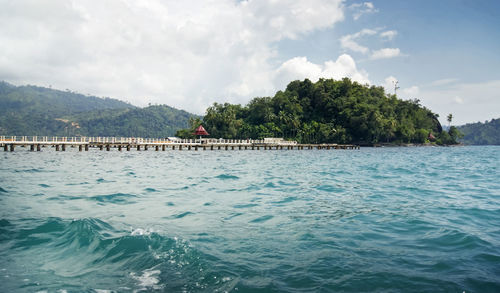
[93,289,114,293]
[130,228,154,236]
[130,268,163,290]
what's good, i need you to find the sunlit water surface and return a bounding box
[0,146,499,292]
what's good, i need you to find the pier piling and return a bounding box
[0,137,359,153]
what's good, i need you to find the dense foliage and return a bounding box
[458,119,500,145]
[0,81,195,137]
[179,78,455,145]
[73,105,194,137]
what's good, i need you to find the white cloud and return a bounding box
[371,48,402,60]
[340,29,377,54]
[429,78,459,87]
[383,76,398,94]
[453,96,464,104]
[0,0,345,113]
[401,86,419,97]
[349,2,378,20]
[380,30,397,40]
[383,76,419,98]
[274,54,370,90]
[419,80,500,125]
[340,37,369,54]
[341,29,402,60]
[381,77,499,124]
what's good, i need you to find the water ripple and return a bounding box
[0,146,499,292]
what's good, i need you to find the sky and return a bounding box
[0,0,499,125]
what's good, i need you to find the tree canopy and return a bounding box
[178,78,462,145]
[458,119,500,145]
[178,78,458,145]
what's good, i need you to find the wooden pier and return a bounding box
[0,136,359,152]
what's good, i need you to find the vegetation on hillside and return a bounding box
[73,105,194,137]
[0,81,195,137]
[177,78,460,145]
[1,79,467,144]
[458,119,500,145]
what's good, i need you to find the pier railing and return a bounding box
[1,136,358,151]
[0,136,292,145]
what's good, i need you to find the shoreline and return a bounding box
[369,142,464,147]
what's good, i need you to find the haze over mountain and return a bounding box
[458,119,500,145]
[0,81,195,137]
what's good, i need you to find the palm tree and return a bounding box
[447,114,453,127]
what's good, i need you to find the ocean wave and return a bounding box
[90,193,137,204]
[215,174,240,180]
[0,217,235,292]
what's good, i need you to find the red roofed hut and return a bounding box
[194,125,209,140]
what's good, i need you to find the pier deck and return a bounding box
[0,136,359,151]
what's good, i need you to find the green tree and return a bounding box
[457,118,500,145]
[447,113,453,127]
[174,78,449,145]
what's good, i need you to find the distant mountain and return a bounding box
[73,105,196,138]
[458,119,500,145]
[0,81,196,137]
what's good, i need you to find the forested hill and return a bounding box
[179,78,459,145]
[0,81,195,137]
[458,119,500,145]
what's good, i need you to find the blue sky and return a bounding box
[361,0,500,84]
[274,0,500,125]
[0,0,498,125]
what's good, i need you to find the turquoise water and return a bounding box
[0,146,499,292]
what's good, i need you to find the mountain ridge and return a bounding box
[457,118,500,145]
[0,81,196,137]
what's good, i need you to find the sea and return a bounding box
[0,146,499,292]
